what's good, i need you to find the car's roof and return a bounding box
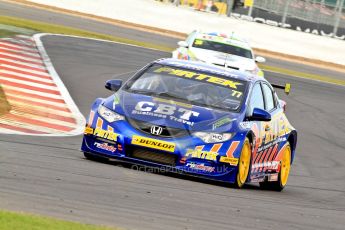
[194,31,251,50]
[155,58,262,83]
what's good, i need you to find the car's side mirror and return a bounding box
[105,79,122,92]
[255,56,266,63]
[284,83,291,95]
[177,41,188,48]
[249,108,271,121]
[271,83,291,95]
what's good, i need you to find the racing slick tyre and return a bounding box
[234,138,252,188]
[259,143,291,191]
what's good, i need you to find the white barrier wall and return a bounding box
[28,0,345,65]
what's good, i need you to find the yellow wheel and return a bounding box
[235,138,251,188]
[280,144,291,187]
[260,143,291,191]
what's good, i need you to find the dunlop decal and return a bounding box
[131,135,175,152]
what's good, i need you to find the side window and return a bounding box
[250,83,265,110]
[186,31,196,45]
[262,83,275,111]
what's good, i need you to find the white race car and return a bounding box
[172,31,266,77]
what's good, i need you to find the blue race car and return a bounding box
[81,58,297,191]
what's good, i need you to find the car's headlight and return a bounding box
[246,66,259,75]
[195,57,205,62]
[98,105,124,123]
[193,55,209,63]
[193,132,233,143]
[246,69,257,75]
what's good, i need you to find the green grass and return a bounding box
[0,210,118,230]
[0,29,19,38]
[0,15,174,52]
[0,85,11,115]
[259,64,345,87]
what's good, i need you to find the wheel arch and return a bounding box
[287,130,297,163]
[245,130,255,150]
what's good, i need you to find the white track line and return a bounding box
[0,127,25,134]
[33,33,86,136]
[1,34,86,136]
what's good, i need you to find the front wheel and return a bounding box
[234,138,252,188]
[260,143,291,191]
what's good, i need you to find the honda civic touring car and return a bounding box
[172,30,266,77]
[81,58,297,191]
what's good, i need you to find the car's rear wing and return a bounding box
[271,83,291,95]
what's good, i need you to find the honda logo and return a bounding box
[150,126,163,136]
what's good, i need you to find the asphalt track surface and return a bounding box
[0,2,345,230]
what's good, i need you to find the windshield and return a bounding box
[125,64,248,112]
[192,39,253,59]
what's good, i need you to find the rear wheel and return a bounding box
[234,138,252,188]
[260,143,291,191]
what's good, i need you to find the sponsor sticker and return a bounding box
[239,121,251,129]
[154,67,243,90]
[84,126,119,142]
[212,117,235,130]
[252,161,279,170]
[194,39,204,45]
[268,173,279,182]
[84,126,94,135]
[185,149,218,161]
[94,142,117,153]
[131,135,175,152]
[93,128,119,141]
[219,156,239,166]
[186,162,215,172]
[133,101,199,126]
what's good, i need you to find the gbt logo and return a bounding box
[135,101,199,120]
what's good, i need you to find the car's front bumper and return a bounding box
[80,120,240,183]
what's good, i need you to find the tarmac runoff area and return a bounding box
[24,0,345,67]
